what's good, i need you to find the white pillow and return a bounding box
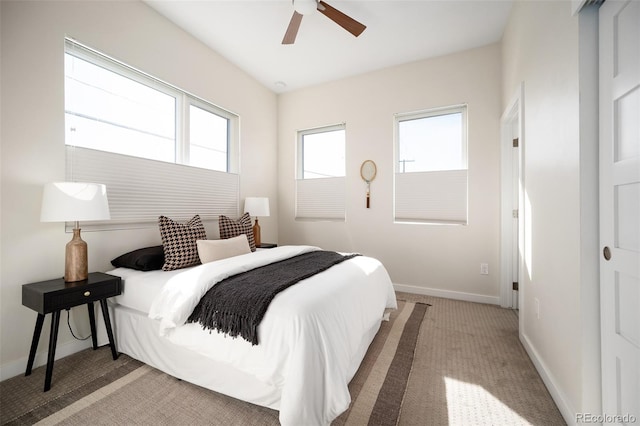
[196,235,251,264]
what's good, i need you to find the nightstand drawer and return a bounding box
[22,272,121,314]
[45,281,119,311]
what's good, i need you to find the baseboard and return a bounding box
[0,338,92,382]
[519,331,577,425]
[393,283,500,305]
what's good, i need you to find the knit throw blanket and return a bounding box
[187,250,360,345]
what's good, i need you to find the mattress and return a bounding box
[110,267,185,314]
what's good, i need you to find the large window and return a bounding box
[64,39,239,228]
[65,51,177,163]
[65,39,237,172]
[296,124,346,220]
[394,105,468,224]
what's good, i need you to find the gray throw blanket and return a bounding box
[187,250,360,345]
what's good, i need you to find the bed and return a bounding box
[97,244,397,426]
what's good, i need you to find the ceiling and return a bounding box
[144,0,513,93]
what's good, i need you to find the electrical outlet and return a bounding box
[480,263,489,275]
[535,298,540,319]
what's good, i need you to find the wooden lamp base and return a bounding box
[253,218,261,247]
[65,228,88,282]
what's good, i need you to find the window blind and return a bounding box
[66,146,239,230]
[296,177,346,221]
[394,170,467,224]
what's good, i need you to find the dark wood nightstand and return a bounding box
[22,272,122,391]
[257,243,277,249]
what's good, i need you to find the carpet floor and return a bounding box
[0,293,566,425]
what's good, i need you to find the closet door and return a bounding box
[599,0,639,422]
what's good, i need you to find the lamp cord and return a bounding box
[66,309,91,341]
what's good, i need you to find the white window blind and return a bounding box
[66,146,239,230]
[394,170,468,224]
[394,104,468,224]
[296,177,346,220]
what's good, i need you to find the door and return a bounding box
[511,123,520,310]
[599,0,640,422]
[500,91,523,310]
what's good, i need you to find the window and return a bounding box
[188,103,230,172]
[296,124,346,220]
[65,39,237,172]
[64,51,177,163]
[64,39,239,228]
[299,126,346,179]
[394,105,468,224]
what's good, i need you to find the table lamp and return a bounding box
[41,182,110,282]
[244,197,270,247]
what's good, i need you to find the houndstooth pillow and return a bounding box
[218,212,256,252]
[159,215,208,271]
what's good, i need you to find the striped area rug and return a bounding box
[334,301,428,425]
[0,300,427,426]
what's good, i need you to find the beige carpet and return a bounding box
[0,293,565,425]
[397,292,565,425]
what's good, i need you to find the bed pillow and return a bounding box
[110,245,165,271]
[159,215,207,271]
[197,235,252,264]
[219,213,256,252]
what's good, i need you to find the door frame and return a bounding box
[500,83,525,310]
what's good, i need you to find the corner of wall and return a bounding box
[519,331,577,425]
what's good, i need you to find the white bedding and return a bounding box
[107,245,397,426]
[110,267,182,314]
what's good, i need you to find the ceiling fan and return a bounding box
[282,0,366,45]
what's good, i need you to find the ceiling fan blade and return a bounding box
[282,11,303,44]
[318,1,366,37]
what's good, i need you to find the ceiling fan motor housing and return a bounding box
[293,0,317,15]
[284,0,366,45]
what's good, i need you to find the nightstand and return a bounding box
[22,272,122,391]
[257,243,277,249]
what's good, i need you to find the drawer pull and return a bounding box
[84,291,91,297]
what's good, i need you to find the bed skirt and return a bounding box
[95,301,383,420]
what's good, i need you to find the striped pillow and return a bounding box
[218,213,256,252]
[159,215,207,271]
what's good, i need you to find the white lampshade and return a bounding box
[41,182,111,222]
[293,0,317,15]
[244,197,270,217]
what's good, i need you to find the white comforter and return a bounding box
[148,245,397,426]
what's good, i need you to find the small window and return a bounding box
[397,108,466,173]
[298,125,346,179]
[296,124,346,221]
[394,105,468,224]
[188,103,229,172]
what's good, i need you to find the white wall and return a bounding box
[0,0,278,379]
[502,0,601,420]
[277,44,502,304]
